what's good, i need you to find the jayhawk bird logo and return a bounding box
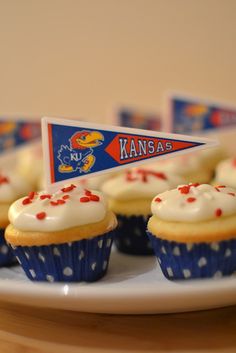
[57,130,104,173]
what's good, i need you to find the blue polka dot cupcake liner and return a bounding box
[0,229,16,266]
[115,215,154,255]
[10,231,114,282]
[147,231,236,280]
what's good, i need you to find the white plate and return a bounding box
[0,250,236,314]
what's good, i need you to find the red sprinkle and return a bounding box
[57,199,65,205]
[85,189,92,196]
[22,197,32,205]
[126,171,138,182]
[62,195,70,200]
[40,194,52,200]
[80,196,90,202]
[186,197,196,203]
[178,183,200,195]
[228,192,235,197]
[50,199,66,206]
[61,184,76,193]
[217,185,226,188]
[178,185,190,194]
[154,172,167,180]
[90,194,100,201]
[215,208,222,217]
[28,191,36,199]
[154,197,162,202]
[137,169,167,182]
[0,176,9,184]
[36,212,46,220]
[141,172,148,183]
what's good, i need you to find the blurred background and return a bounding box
[0,0,236,122]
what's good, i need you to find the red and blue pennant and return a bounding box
[42,117,217,189]
[166,93,236,134]
[0,118,41,155]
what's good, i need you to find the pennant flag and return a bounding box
[0,117,41,157]
[114,106,162,131]
[42,117,218,190]
[165,93,236,134]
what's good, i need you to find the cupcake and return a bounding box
[143,153,212,184]
[0,170,31,266]
[214,158,236,189]
[102,168,184,255]
[147,183,236,280]
[5,184,117,282]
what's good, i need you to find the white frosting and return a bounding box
[215,158,236,188]
[198,146,226,163]
[101,169,184,200]
[151,184,236,222]
[0,171,31,203]
[78,173,114,191]
[8,185,109,231]
[39,174,114,192]
[143,153,203,176]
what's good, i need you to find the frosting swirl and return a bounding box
[215,158,236,188]
[8,185,110,231]
[151,184,236,222]
[102,168,184,200]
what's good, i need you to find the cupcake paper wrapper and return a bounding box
[0,229,16,266]
[10,231,114,282]
[147,231,236,280]
[115,215,154,255]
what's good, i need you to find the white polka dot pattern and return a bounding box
[0,245,8,254]
[186,243,194,252]
[167,267,173,277]
[24,252,30,259]
[53,247,61,256]
[183,269,191,278]
[161,246,166,254]
[91,262,97,271]
[46,274,54,282]
[211,242,220,251]
[198,257,207,268]
[29,269,36,278]
[10,231,114,282]
[102,261,107,270]
[214,271,223,278]
[79,250,84,260]
[63,267,73,276]
[106,239,112,248]
[173,246,180,256]
[147,230,236,280]
[38,253,45,262]
[225,249,232,257]
[97,240,103,248]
